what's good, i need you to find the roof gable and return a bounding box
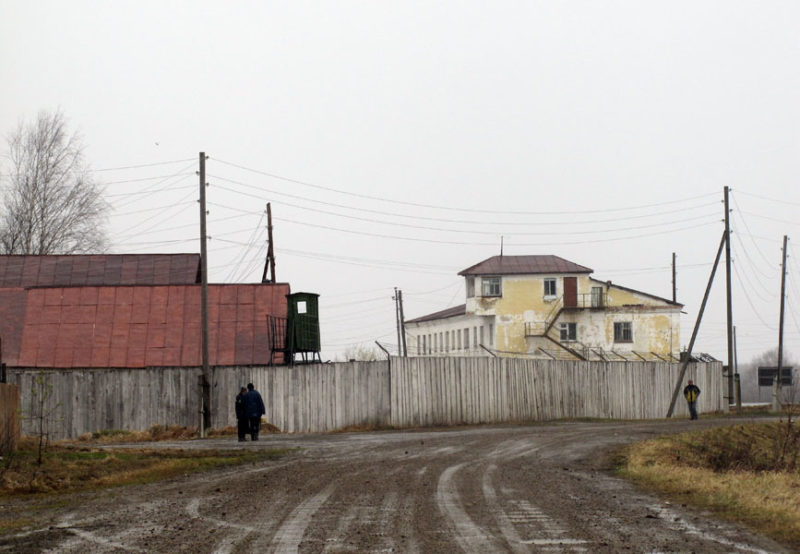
[458,255,592,276]
[0,254,201,287]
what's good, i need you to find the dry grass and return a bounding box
[0,437,288,495]
[621,422,800,548]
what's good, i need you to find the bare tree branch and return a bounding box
[0,110,109,254]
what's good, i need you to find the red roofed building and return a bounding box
[0,254,290,368]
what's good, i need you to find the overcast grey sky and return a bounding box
[2,1,799,364]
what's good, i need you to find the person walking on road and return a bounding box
[683,379,701,420]
[244,382,266,441]
[235,387,248,442]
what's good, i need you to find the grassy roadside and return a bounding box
[618,421,800,548]
[0,428,289,497]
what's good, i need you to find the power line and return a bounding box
[95,158,196,172]
[735,190,800,208]
[208,172,719,226]
[213,158,720,216]
[103,173,196,186]
[212,182,718,237]
[274,216,719,247]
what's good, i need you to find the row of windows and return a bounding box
[468,276,561,298]
[416,324,494,355]
[559,321,633,343]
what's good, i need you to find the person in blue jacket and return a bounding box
[244,382,266,441]
[235,387,248,442]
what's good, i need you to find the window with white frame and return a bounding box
[544,278,557,298]
[481,276,501,297]
[559,322,577,342]
[614,321,633,343]
[464,328,470,349]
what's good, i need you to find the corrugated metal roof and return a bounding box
[0,254,200,287]
[458,255,592,276]
[406,304,466,324]
[11,283,289,368]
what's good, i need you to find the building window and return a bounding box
[591,286,604,308]
[614,322,633,343]
[466,277,475,298]
[488,324,494,346]
[544,278,557,298]
[479,326,484,346]
[481,276,501,297]
[464,328,470,350]
[560,322,577,342]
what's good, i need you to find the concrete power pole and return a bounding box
[199,152,211,435]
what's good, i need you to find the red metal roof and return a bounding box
[0,254,200,287]
[10,283,289,368]
[458,255,592,276]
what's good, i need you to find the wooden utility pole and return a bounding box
[667,231,726,417]
[398,289,408,357]
[261,202,276,283]
[393,288,401,356]
[672,252,676,303]
[776,235,788,407]
[199,152,211,435]
[723,186,734,409]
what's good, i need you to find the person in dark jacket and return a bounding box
[244,382,266,441]
[235,387,248,442]
[683,379,701,420]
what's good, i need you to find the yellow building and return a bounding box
[405,255,682,361]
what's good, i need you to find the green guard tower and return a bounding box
[285,292,322,365]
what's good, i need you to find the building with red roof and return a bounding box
[0,254,290,369]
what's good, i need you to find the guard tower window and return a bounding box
[297,301,307,314]
[481,276,501,297]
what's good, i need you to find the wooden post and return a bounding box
[199,152,211,434]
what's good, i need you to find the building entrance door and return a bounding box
[564,277,578,307]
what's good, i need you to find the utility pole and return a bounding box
[723,186,734,410]
[672,252,677,303]
[667,231,726,417]
[398,289,408,357]
[393,288,401,356]
[776,235,788,410]
[199,152,211,435]
[261,202,276,284]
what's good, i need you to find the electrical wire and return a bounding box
[208,173,720,227]
[731,260,776,330]
[735,190,800,208]
[730,192,779,268]
[103,173,196,186]
[212,182,718,237]
[273,216,719,247]
[213,158,720,216]
[96,158,196,172]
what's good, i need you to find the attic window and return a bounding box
[481,276,501,297]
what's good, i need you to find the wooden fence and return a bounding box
[8,358,722,439]
[0,383,20,453]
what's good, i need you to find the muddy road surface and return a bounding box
[0,418,790,553]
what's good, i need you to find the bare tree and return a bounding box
[0,110,108,254]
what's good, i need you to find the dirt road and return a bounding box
[0,418,791,553]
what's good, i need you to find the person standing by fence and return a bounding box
[235,387,248,442]
[244,383,266,441]
[683,380,701,420]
